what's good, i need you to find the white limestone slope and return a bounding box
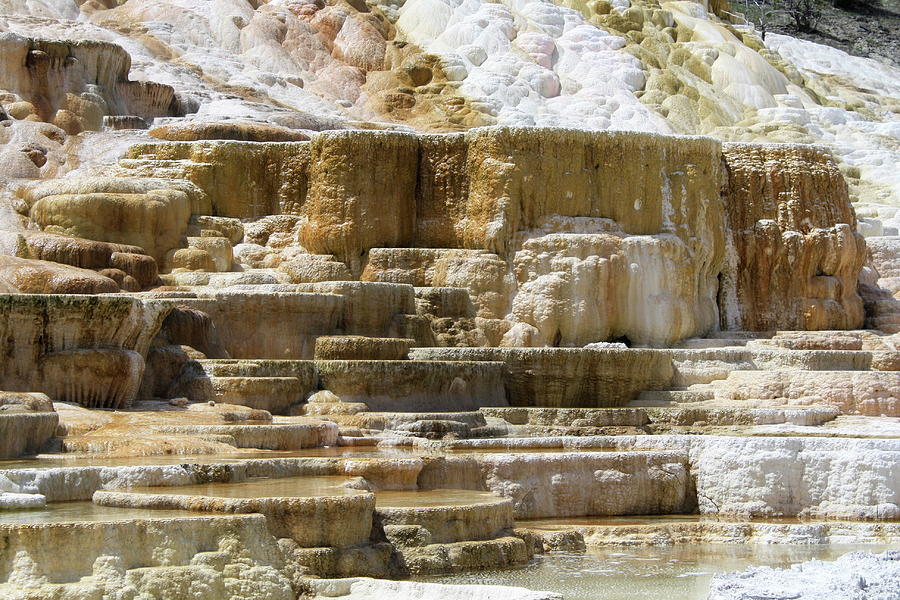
[766,34,900,212]
[766,34,900,100]
[395,0,671,131]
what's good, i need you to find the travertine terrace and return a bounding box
[0,0,898,599]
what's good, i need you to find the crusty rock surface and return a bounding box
[707,550,900,600]
[0,255,119,294]
[0,294,169,408]
[26,177,193,263]
[0,4,897,595]
[149,120,309,142]
[721,144,866,332]
[0,514,294,600]
[0,392,57,458]
[119,128,869,347]
[0,33,179,133]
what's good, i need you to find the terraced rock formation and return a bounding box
[0,1,897,599]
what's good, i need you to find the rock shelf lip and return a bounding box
[515,514,900,528]
[0,412,59,459]
[0,446,410,469]
[92,485,377,546]
[441,447,644,454]
[0,446,674,475]
[0,512,260,528]
[96,482,508,508]
[2,432,895,473]
[0,446,694,506]
[99,475,366,499]
[0,444,669,476]
[375,489,509,509]
[0,500,204,525]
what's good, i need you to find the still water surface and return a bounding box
[421,543,899,599]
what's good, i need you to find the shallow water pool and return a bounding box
[0,501,198,524]
[419,543,900,599]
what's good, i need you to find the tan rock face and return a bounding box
[149,120,310,142]
[165,237,234,273]
[0,255,119,294]
[127,128,726,345]
[94,488,376,548]
[21,231,142,269]
[155,306,229,359]
[26,181,192,264]
[300,131,420,270]
[0,295,169,407]
[0,33,179,132]
[411,347,674,408]
[167,290,343,359]
[720,143,866,332]
[362,248,513,319]
[315,359,506,411]
[0,392,58,458]
[40,348,145,409]
[0,391,54,413]
[0,515,293,599]
[125,141,309,218]
[376,494,514,545]
[314,336,412,360]
[293,281,416,338]
[276,128,721,259]
[279,254,354,283]
[164,247,216,272]
[121,128,872,345]
[187,216,244,245]
[434,129,723,253]
[15,232,158,288]
[109,251,158,287]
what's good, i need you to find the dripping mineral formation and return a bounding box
[0,0,897,599]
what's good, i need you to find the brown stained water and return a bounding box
[421,543,900,600]
[123,475,362,498]
[375,489,503,508]
[0,501,199,525]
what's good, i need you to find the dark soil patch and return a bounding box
[729,0,900,66]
